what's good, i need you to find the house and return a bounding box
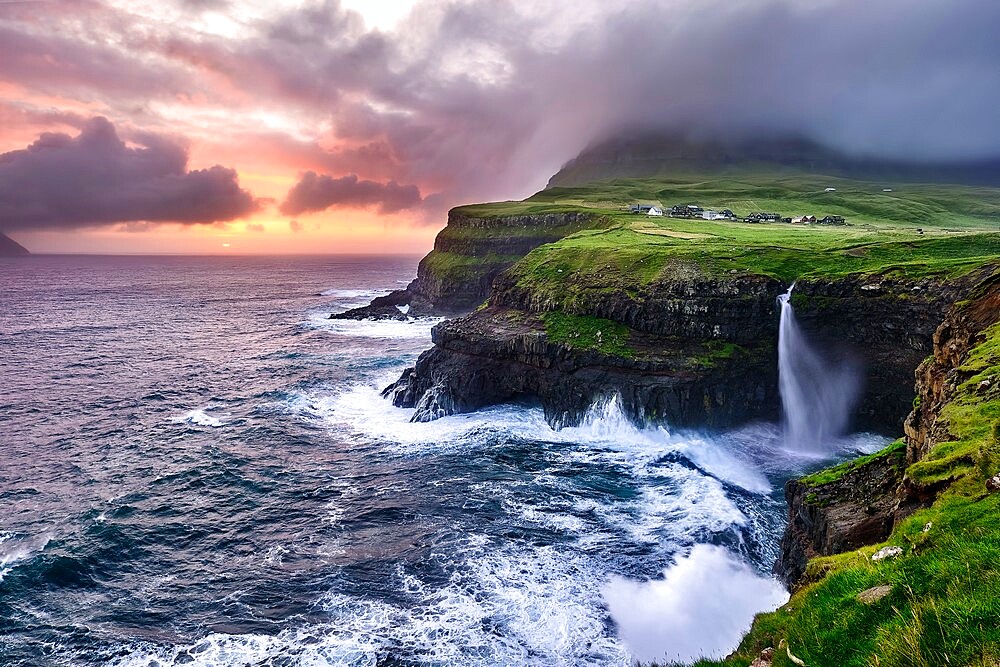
[630,204,658,214]
[668,204,703,218]
[883,188,893,192]
[818,215,846,225]
[647,206,664,216]
[700,209,736,221]
[792,215,817,224]
[744,212,783,223]
[825,187,837,192]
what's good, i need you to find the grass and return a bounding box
[541,311,635,358]
[525,171,1000,230]
[691,340,747,368]
[800,439,907,487]
[418,250,526,283]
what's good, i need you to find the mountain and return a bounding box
[548,131,1000,188]
[0,232,30,256]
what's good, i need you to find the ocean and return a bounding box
[0,255,885,666]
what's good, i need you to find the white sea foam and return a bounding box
[174,409,226,428]
[603,544,788,663]
[107,542,632,667]
[312,387,773,493]
[305,312,442,340]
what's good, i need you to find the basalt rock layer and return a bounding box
[385,272,965,431]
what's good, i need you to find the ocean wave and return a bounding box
[303,312,443,340]
[0,532,52,583]
[105,540,633,667]
[172,409,227,428]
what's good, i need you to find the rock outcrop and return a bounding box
[382,304,778,427]
[775,443,907,586]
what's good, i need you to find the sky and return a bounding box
[1,0,999,254]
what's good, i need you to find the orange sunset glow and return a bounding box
[0,1,591,254]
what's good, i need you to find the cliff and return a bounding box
[334,207,609,319]
[0,232,29,256]
[385,272,964,432]
[367,168,1000,664]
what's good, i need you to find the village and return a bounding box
[629,202,847,225]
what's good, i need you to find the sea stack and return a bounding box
[0,232,30,256]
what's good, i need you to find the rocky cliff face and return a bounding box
[338,210,606,318]
[904,272,1000,464]
[385,272,962,431]
[776,268,1000,586]
[383,304,778,427]
[776,444,907,586]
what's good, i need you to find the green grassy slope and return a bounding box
[527,172,1000,229]
[462,173,1000,306]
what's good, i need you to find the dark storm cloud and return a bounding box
[0,117,260,231]
[280,172,422,215]
[262,0,1000,216]
[2,0,999,224]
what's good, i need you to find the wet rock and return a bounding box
[871,546,903,561]
[857,584,892,604]
[410,385,457,423]
[331,289,411,320]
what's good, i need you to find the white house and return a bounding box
[647,206,664,216]
[825,187,837,192]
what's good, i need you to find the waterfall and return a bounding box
[777,284,860,452]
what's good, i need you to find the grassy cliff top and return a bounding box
[452,173,1000,292]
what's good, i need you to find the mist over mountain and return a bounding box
[548,132,1000,189]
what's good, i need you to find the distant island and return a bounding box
[0,232,30,256]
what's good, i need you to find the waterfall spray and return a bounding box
[777,284,860,452]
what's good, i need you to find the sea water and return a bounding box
[0,255,886,666]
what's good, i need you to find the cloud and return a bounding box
[288,219,303,232]
[279,172,421,215]
[3,0,1000,228]
[0,117,260,231]
[245,222,265,232]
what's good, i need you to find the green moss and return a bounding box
[801,439,907,487]
[691,340,747,368]
[419,250,524,283]
[541,311,635,358]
